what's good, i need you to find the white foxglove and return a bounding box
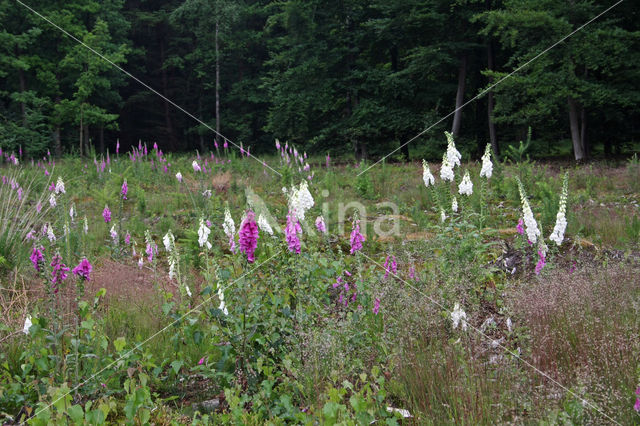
[549,173,569,246]
[445,131,462,168]
[55,177,65,194]
[452,196,458,212]
[480,144,493,178]
[440,152,454,182]
[176,172,183,182]
[458,170,473,196]
[198,218,212,249]
[49,193,56,208]
[47,224,56,242]
[517,179,541,244]
[218,286,228,315]
[223,207,235,238]
[23,315,32,334]
[422,160,435,187]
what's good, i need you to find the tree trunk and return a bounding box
[568,97,585,161]
[83,124,90,155]
[215,18,221,146]
[486,42,499,155]
[451,55,467,138]
[580,105,588,158]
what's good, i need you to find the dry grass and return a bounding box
[510,260,640,422]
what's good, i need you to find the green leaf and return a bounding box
[170,360,183,375]
[114,337,126,352]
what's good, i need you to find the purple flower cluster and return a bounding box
[103,205,111,223]
[534,250,546,275]
[30,246,44,271]
[383,255,397,279]
[349,220,365,254]
[238,210,259,263]
[50,253,69,293]
[72,258,92,281]
[121,180,128,200]
[285,212,302,254]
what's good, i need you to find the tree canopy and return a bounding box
[0,0,638,160]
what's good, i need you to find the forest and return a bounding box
[1,0,638,161]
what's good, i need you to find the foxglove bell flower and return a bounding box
[239,210,259,263]
[315,216,327,234]
[121,179,128,200]
[373,297,381,315]
[72,258,92,281]
[49,193,57,208]
[422,160,435,187]
[176,172,183,182]
[517,179,541,244]
[445,131,462,167]
[349,219,365,254]
[192,160,201,172]
[285,212,302,254]
[440,152,454,182]
[55,177,65,194]
[452,197,458,212]
[458,171,473,196]
[30,246,44,271]
[198,218,212,249]
[549,173,569,246]
[223,207,236,253]
[50,253,69,292]
[103,205,111,223]
[218,286,228,315]
[23,315,32,334]
[110,226,118,244]
[479,144,493,178]
[47,224,56,242]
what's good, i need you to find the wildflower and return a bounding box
[192,160,201,172]
[349,219,365,255]
[125,232,131,245]
[198,218,212,249]
[103,205,111,223]
[440,152,454,182]
[409,265,416,280]
[223,140,228,149]
[452,196,458,212]
[30,246,44,271]
[534,250,546,275]
[223,207,236,253]
[288,181,314,221]
[451,303,467,330]
[82,216,88,235]
[257,214,273,235]
[50,253,70,292]
[635,397,640,412]
[218,286,228,315]
[440,208,447,223]
[46,224,56,242]
[26,230,36,240]
[72,258,92,281]
[315,216,327,234]
[445,131,462,167]
[176,172,183,182]
[36,201,42,213]
[23,315,32,334]
[145,230,154,262]
[373,297,381,315]
[121,179,128,200]
[185,285,192,297]
[285,212,302,254]
[422,160,435,187]
[138,257,143,269]
[516,219,524,235]
[517,179,541,244]
[480,144,493,178]
[198,357,205,366]
[326,153,331,168]
[63,222,70,237]
[55,177,65,194]
[69,203,76,221]
[383,255,397,279]
[110,226,118,244]
[163,230,178,279]
[549,173,569,246]
[116,140,120,154]
[49,193,57,208]
[202,189,212,198]
[458,170,473,196]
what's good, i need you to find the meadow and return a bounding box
[0,139,639,425]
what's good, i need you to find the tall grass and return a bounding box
[0,168,50,274]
